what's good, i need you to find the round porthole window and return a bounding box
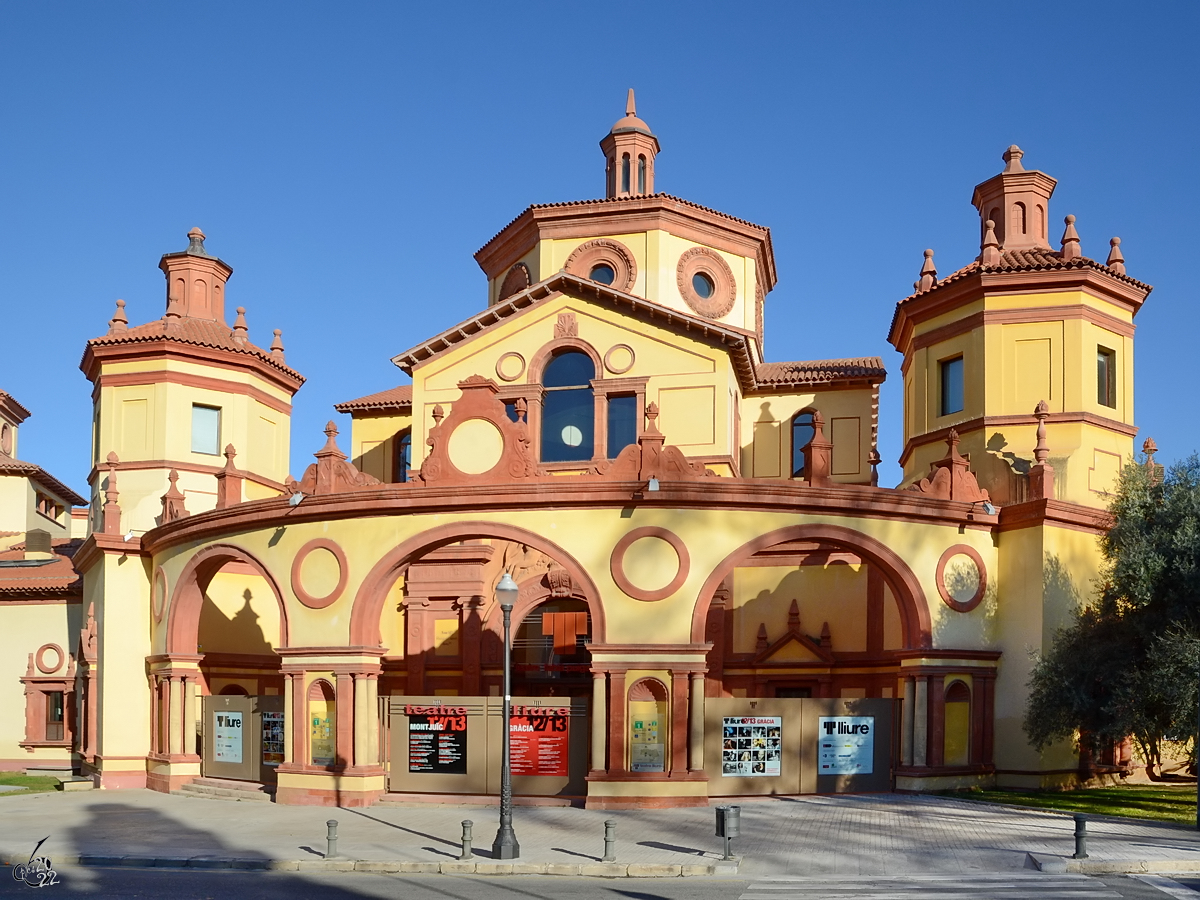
[692,272,715,299]
[676,247,736,319]
[590,263,616,285]
[561,425,584,447]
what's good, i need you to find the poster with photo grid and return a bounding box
[720,716,782,776]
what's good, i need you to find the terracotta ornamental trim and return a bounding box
[898,412,1138,467]
[94,369,293,416]
[141,478,1007,557]
[153,567,167,623]
[473,193,778,290]
[563,239,638,292]
[934,544,988,613]
[35,643,65,674]
[290,538,349,610]
[85,459,286,494]
[609,526,691,602]
[889,264,1151,351]
[82,338,304,396]
[907,305,1135,355]
[997,498,1112,535]
[676,247,736,319]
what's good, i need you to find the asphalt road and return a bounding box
[2,869,1199,899]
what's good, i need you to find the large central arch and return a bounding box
[689,523,933,649]
[349,520,606,649]
[166,543,291,655]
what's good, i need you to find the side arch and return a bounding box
[689,524,932,649]
[165,543,291,655]
[350,521,605,649]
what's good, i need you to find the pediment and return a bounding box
[753,630,834,665]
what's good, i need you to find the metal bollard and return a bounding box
[458,820,474,861]
[602,819,617,862]
[326,819,339,859]
[1072,814,1088,859]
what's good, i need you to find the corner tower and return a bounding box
[600,89,660,199]
[889,148,1151,507]
[80,229,305,534]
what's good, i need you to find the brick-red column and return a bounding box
[669,671,688,775]
[607,672,626,774]
[927,676,945,769]
[290,673,306,766]
[981,673,995,766]
[336,672,353,769]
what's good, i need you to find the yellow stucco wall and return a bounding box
[348,413,413,484]
[741,388,876,483]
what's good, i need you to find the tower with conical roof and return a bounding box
[600,89,660,198]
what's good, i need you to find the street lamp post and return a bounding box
[492,572,521,859]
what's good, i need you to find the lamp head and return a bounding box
[289,492,305,507]
[647,476,660,492]
[496,572,519,611]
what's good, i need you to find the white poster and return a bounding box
[818,716,873,775]
[721,716,782,776]
[214,710,243,764]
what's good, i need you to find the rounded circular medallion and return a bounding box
[35,642,64,675]
[676,247,736,319]
[153,567,168,623]
[610,527,690,602]
[447,417,505,475]
[495,351,527,383]
[935,545,987,613]
[564,239,637,292]
[0,423,10,456]
[603,343,635,375]
[291,538,349,610]
[498,263,531,301]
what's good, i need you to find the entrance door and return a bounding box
[202,694,285,783]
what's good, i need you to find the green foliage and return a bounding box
[1024,454,1200,770]
[942,785,1197,824]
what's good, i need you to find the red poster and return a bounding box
[509,707,569,776]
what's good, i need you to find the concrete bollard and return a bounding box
[326,819,339,859]
[458,820,474,860]
[1072,814,1088,859]
[602,819,617,862]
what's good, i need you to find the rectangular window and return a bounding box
[45,691,64,742]
[607,395,637,459]
[939,356,964,416]
[191,404,221,455]
[1097,347,1117,408]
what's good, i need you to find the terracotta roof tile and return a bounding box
[478,193,769,256]
[334,385,413,414]
[0,391,31,423]
[0,457,88,506]
[0,544,82,596]
[900,248,1152,304]
[755,358,887,388]
[85,317,303,381]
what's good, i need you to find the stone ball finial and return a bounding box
[1060,214,1082,261]
[918,249,937,292]
[1002,145,1025,172]
[1143,436,1158,456]
[1107,237,1127,275]
[980,220,1001,266]
[108,298,128,334]
[106,451,119,467]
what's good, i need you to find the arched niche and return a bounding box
[165,544,290,656]
[689,524,932,649]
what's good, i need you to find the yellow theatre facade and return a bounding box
[0,96,1152,807]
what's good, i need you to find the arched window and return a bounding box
[396,430,411,483]
[541,351,595,463]
[943,680,971,767]
[637,155,646,194]
[1011,201,1027,236]
[621,154,630,194]
[791,411,815,478]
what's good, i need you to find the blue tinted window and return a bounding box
[607,395,637,459]
[543,389,594,462]
[791,413,814,478]
[940,357,964,416]
[397,431,411,482]
[543,351,595,388]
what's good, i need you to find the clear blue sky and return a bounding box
[2,2,1195,495]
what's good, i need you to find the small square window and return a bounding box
[1097,347,1117,409]
[940,356,964,416]
[191,405,221,455]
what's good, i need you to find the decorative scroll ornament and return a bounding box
[594,402,716,481]
[286,421,381,496]
[907,429,991,503]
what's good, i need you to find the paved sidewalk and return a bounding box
[2,790,1200,878]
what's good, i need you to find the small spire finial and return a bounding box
[1143,437,1160,482]
[1033,400,1051,464]
[918,249,937,292]
[108,298,128,334]
[1002,144,1025,173]
[980,220,1001,266]
[186,227,209,257]
[233,307,248,345]
[1060,215,1082,261]
[1107,237,1126,275]
[270,328,285,360]
[626,88,636,117]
